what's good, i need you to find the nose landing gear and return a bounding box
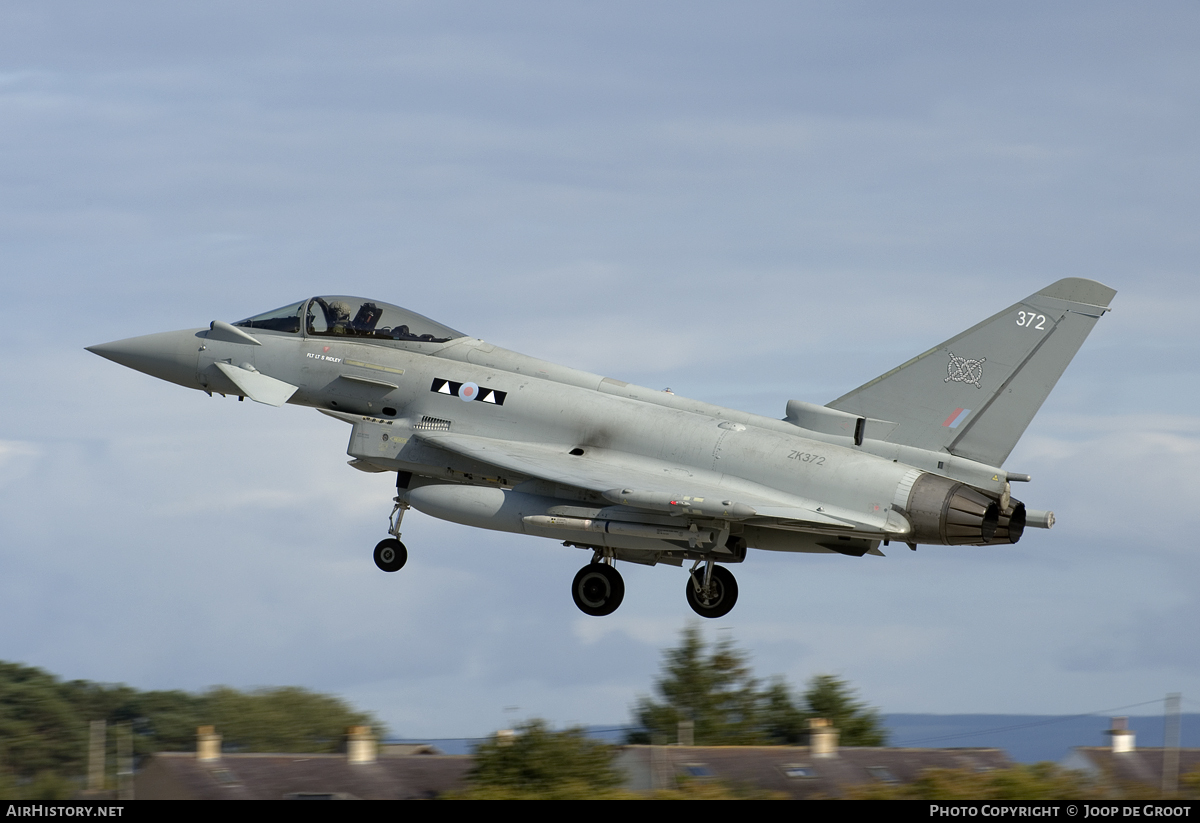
[374,479,410,573]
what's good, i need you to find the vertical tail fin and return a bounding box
[827,278,1115,466]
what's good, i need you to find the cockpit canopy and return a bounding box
[234,296,465,343]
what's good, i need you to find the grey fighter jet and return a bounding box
[88,280,1114,618]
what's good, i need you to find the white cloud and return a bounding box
[571,615,683,647]
[0,440,40,484]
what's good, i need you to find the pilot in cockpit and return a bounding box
[326,300,353,335]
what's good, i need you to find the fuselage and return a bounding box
[97,321,983,557]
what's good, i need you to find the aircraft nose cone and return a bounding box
[87,329,203,389]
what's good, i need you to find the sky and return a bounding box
[1,2,1198,741]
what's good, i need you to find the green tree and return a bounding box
[848,763,1096,800]
[1181,766,1200,799]
[465,719,622,797]
[0,659,380,794]
[630,625,764,745]
[0,662,89,782]
[202,686,373,753]
[801,674,887,747]
[630,626,888,748]
[759,677,809,745]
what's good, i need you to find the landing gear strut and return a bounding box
[685,560,738,618]
[374,479,410,573]
[571,554,625,616]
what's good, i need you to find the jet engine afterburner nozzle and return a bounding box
[902,473,1009,546]
[993,500,1026,544]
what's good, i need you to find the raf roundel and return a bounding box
[460,382,479,402]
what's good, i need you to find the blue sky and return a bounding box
[2,2,1198,738]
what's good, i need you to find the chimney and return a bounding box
[1107,717,1135,753]
[88,721,106,793]
[197,726,222,761]
[347,726,377,764]
[677,720,695,746]
[809,718,839,758]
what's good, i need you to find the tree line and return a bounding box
[462,626,1200,799]
[0,625,886,797]
[12,626,1194,800]
[0,660,375,796]
[459,624,891,797]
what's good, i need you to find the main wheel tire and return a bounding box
[685,565,738,618]
[571,563,625,616]
[373,538,407,573]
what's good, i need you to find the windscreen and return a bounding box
[233,301,305,333]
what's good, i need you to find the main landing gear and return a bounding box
[569,553,739,618]
[373,486,409,573]
[571,559,625,617]
[685,560,738,619]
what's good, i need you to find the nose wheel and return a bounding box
[686,562,737,618]
[571,561,625,616]
[374,538,407,572]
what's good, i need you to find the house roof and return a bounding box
[1063,747,1200,792]
[618,745,1013,799]
[134,752,472,800]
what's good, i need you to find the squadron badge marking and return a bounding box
[944,351,985,389]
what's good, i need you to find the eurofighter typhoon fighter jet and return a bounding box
[88,279,1114,618]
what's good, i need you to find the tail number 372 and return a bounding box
[1016,311,1046,330]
